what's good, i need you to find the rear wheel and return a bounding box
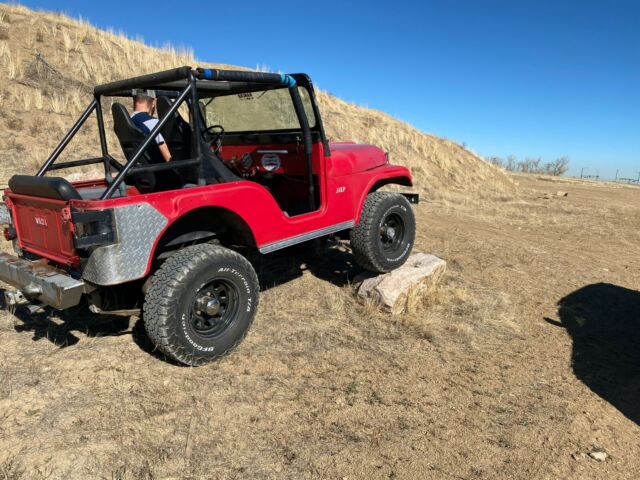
[350,192,416,273]
[143,244,259,366]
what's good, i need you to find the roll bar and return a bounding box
[194,68,297,87]
[100,81,194,199]
[37,99,99,176]
[38,67,323,204]
[93,67,193,96]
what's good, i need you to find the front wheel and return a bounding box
[350,192,416,273]
[143,244,259,366]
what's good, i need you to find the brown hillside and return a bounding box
[0,3,512,199]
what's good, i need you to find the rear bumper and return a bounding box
[0,252,85,309]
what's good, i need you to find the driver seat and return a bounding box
[111,102,181,193]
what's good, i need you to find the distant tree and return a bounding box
[505,155,517,172]
[488,156,504,168]
[487,154,569,176]
[517,157,542,174]
[544,156,570,176]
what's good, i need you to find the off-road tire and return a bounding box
[350,192,416,273]
[143,244,259,366]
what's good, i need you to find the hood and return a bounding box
[329,142,387,176]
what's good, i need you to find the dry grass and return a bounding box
[2,175,639,479]
[0,236,525,479]
[0,3,511,198]
[399,278,518,343]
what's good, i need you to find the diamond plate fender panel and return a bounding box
[82,203,167,286]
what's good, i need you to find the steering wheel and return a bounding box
[202,124,225,152]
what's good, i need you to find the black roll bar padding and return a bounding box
[37,99,98,176]
[108,88,186,97]
[101,82,193,199]
[127,158,200,175]
[289,86,315,211]
[291,73,331,157]
[187,70,205,185]
[93,66,193,97]
[195,68,294,86]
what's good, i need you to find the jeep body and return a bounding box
[0,67,415,364]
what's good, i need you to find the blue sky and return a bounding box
[19,0,639,178]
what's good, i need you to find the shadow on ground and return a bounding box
[254,239,365,290]
[4,240,366,357]
[548,283,640,425]
[5,300,131,347]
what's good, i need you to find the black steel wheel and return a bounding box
[143,244,259,366]
[189,279,240,338]
[350,192,416,273]
[379,212,406,254]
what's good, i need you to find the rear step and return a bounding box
[0,252,85,310]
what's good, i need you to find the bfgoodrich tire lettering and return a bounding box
[143,244,259,366]
[350,192,416,273]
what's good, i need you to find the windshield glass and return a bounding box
[203,87,316,133]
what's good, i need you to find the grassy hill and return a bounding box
[0,3,512,200]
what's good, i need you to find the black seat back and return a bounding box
[9,175,82,201]
[156,96,192,162]
[112,102,163,164]
[112,102,174,192]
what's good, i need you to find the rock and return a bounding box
[356,253,446,313]
[556,191,568,197]
[588,450,608,462]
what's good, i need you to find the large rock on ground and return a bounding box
[356,253,447,314]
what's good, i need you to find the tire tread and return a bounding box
[350,192,415,273]
[143,244,258,366]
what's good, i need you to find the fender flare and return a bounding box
[354,173,413,224]
[144,205,257,277]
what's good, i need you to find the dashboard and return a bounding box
[219,144,316,177]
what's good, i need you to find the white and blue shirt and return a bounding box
[130,111,165,145]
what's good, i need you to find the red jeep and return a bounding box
[0,67,417,365]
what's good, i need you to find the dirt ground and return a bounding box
[1,174,639,480]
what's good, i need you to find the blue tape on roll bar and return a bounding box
[202,68,214,79]
[281,73,296,88]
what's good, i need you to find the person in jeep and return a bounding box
[130,89,172,162]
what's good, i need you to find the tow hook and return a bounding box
[3,289,46,313]
[4,289,28,307]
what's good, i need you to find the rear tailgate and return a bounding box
[5,193,79,266]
